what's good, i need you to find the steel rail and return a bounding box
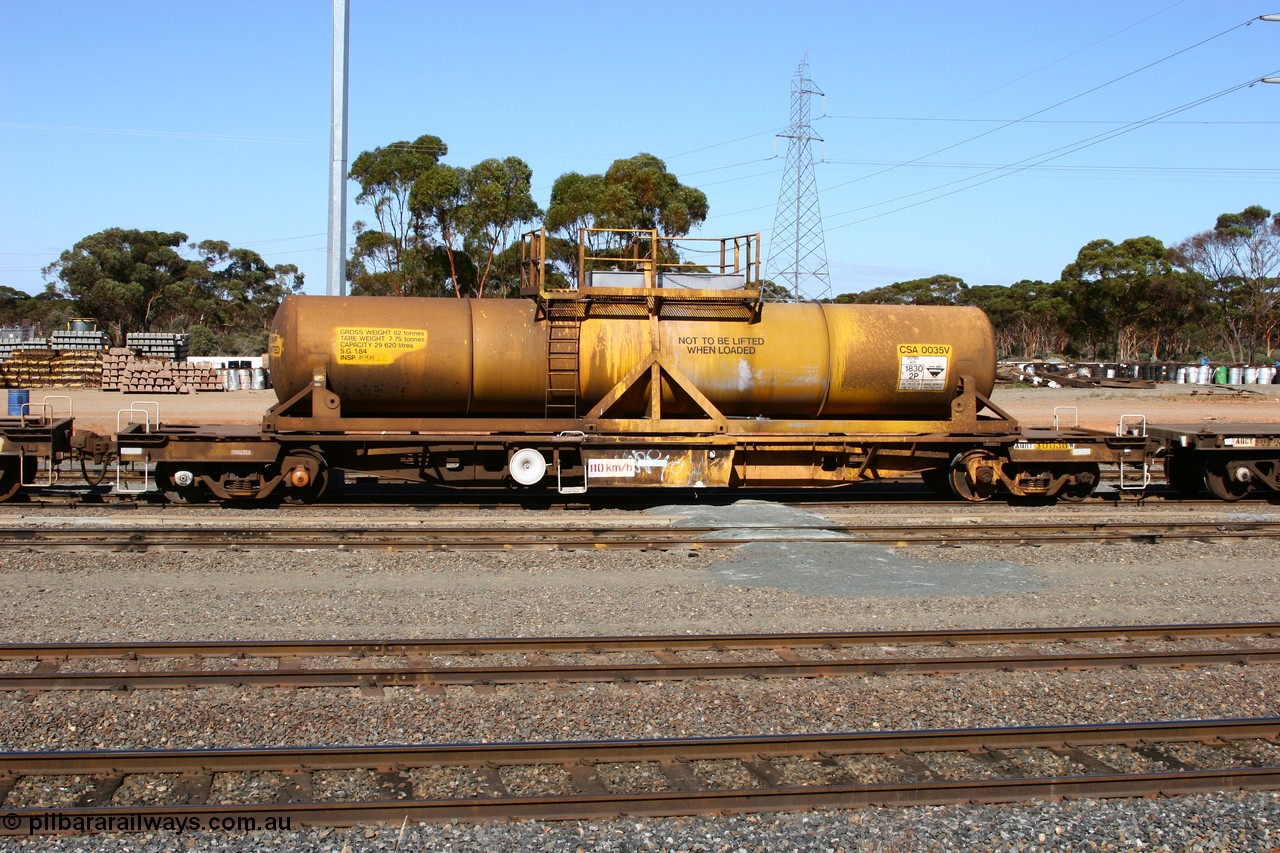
[1,718,1278,832]
[4,647,1279,692]
[2,623,1277,692]
[4,621,1275,659]
[0,519,1278,550]
[7,492,1256,511]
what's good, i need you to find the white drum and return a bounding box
[509,448,548,486]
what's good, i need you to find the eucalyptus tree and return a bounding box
[1060,236,1169,361]
[599,153,708,235]
[544,154,708,282]
[835,274,968,306]
[190,241,303,331]
[347,134,448,296]
[42,228,198,342]
[463,157,540,297]
[407,162,470,296]
[962,280,1073,359]
[42,228,302,350]
[1170,205,1280,362]
[350,135,538,298]
[408,157,540,298]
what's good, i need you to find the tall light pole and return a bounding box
[1264,15,1280,85]
[327,0,350,297]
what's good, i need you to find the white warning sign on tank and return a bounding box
[897,343,951,391]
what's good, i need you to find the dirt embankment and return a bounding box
[990,384,1280,431]
[14,382,1280,436]
[23,388,277,435]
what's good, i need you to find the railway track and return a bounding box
[3,623,1277,692]
[9,482,1277,512]
[0,515,1279,550]
[2,718,1278,832]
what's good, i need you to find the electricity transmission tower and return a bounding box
[765,57,831,302]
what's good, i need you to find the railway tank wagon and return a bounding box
[114,229,1135,504]
[267,296,991,421]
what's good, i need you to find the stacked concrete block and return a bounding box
[49,329,108,352]
[0,339,49,364]
[125,333,190,361]
[99,348,134,391]
[118,358,223,394]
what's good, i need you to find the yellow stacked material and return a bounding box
[49,351,104,387]
[0,346,224,392]
[0,350,57,388]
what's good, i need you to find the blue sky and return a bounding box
[3,1,1278,299]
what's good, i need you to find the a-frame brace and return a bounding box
[584,348,728,432]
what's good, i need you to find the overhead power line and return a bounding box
[815,14,1262,201]
[822,71,1279,232]
[827,0,1193,159]
[819,160,1280,178]
[0,123,320,146]
[661,128,785,160]
[708,13,1271,227]
[235,233,327,246]
[821,115,1280,126]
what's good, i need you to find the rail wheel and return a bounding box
[1057,463,1100,503]
[1204,457,1251,502]
[155,463,213,504]
[0,457,22,502]
[281,450,328,504]
[949,451,1000,502]
[1164,453,1205,496]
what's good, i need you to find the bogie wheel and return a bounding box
[949,451,1000,502]
[155,463,213,504]
[1164,453,1205,496]
[1057,463,1101,503]
[1204,457,1251,502]
[0,457,22,502]
[282,450,329,504]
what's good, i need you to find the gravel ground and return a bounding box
[3,795,1278,851]
[2,509,1280,850]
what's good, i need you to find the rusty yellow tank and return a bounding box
[267,296,995,419]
